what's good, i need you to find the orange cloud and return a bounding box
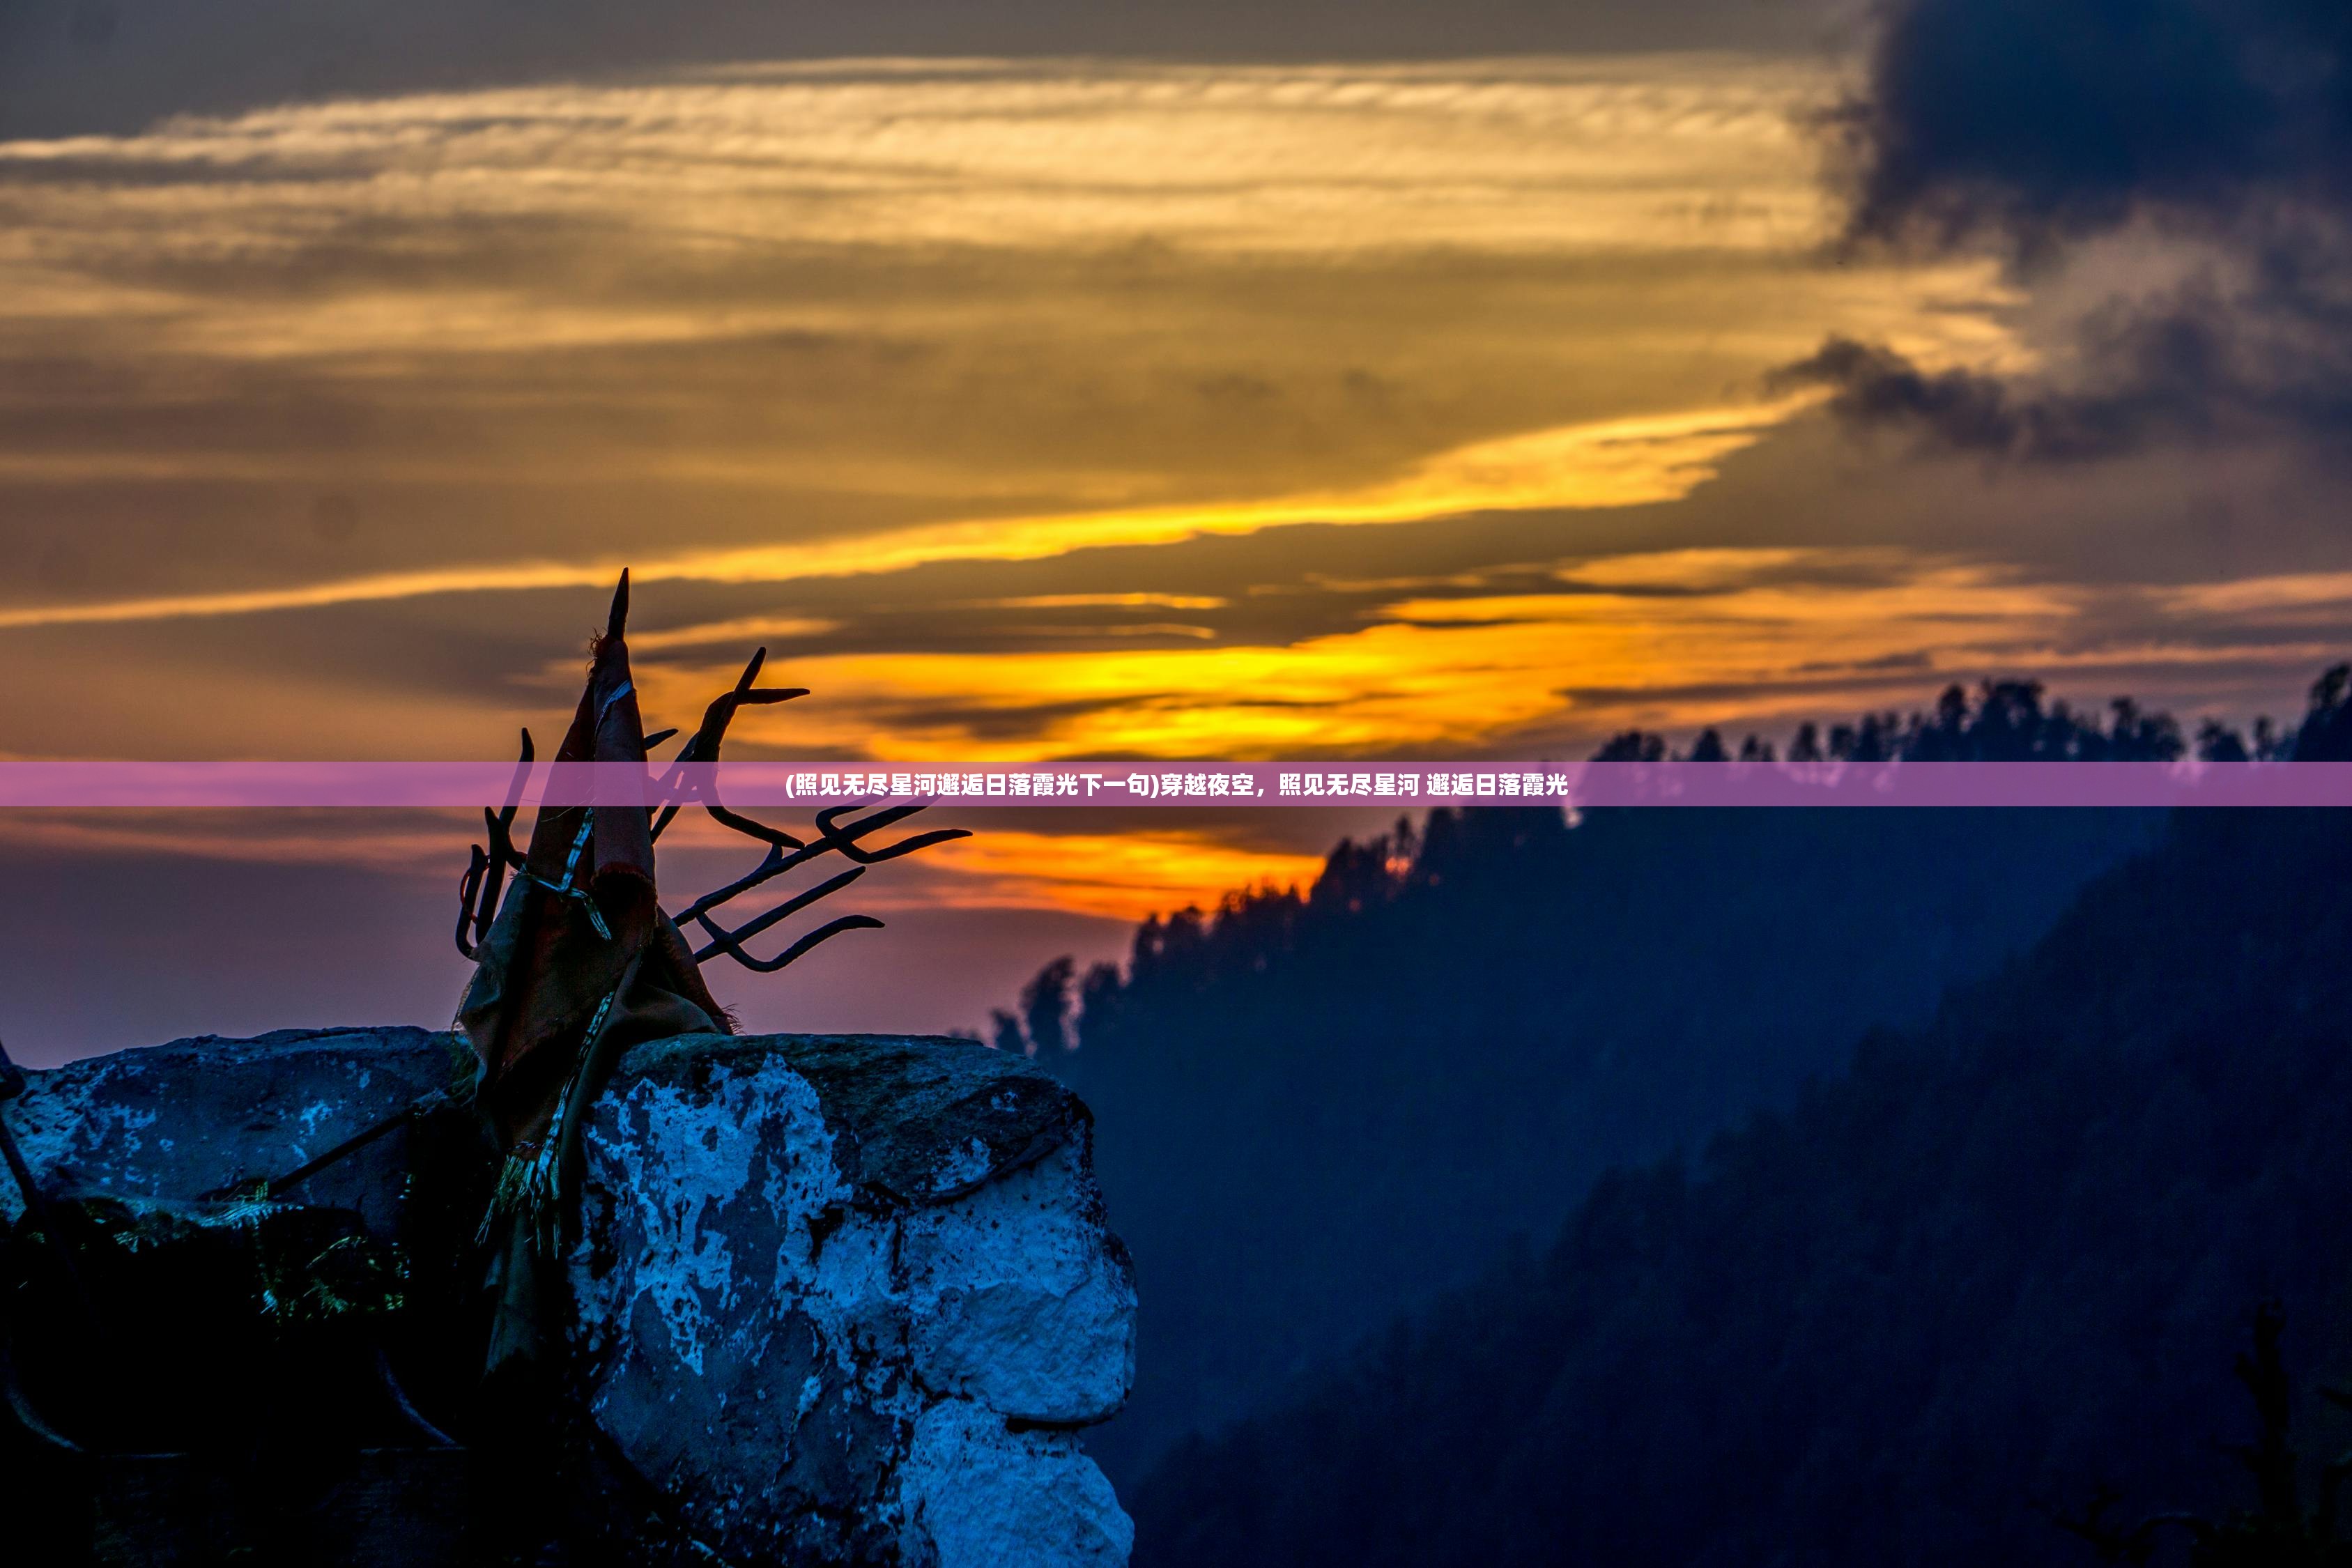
[0,401,1811,633]
[620,548,2082,760]
[907,830,1327,921]
[0,805,1325,932]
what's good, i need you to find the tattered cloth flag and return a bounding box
[457,571,729,1373]
[452,569,964,1376]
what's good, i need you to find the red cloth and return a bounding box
[462,600,730,1156]
[454,577,731,1371]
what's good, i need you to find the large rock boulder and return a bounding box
[1,1027,1138,1567]
[573,1032,1137,1568]
[0,1025,459,1235]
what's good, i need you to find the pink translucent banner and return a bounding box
[0,760,2349,808]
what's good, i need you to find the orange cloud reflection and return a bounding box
[623,548,2080,760]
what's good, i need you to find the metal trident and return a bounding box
[455,642,968,976]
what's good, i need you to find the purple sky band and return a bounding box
[1,761,2351,808]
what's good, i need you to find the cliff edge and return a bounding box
[1,1027,1137,1567]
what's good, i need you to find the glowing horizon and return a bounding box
[0,50,2340,959]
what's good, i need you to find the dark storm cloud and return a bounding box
[1777,282,2352,459]
[1793,0,2352,460]
[0,0,1851,137]
[1838,0,2352,247]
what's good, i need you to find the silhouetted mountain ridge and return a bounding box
[1114,670,2352,1565]
[1000,672,2341,1486]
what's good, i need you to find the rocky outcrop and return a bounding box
[574,1032,1137,1567]
[0,1025,461,1233]
[2,1027,1138,1567]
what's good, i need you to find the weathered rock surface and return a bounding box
[0,1025,459,1234]
[1,1027,1138,1567]
[573,1032,1137,1568]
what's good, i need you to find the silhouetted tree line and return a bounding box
[1008,670,2351,1057]
[1008,673,2317,1059]
[992,667,2352,1518]
[1071,666,2352,1566]
[1590,675,2308,766]
[2058,1302,2352,1568]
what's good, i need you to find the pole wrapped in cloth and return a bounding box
[457,571,730,1374]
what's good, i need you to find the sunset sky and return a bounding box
[6,0,2347,1061]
